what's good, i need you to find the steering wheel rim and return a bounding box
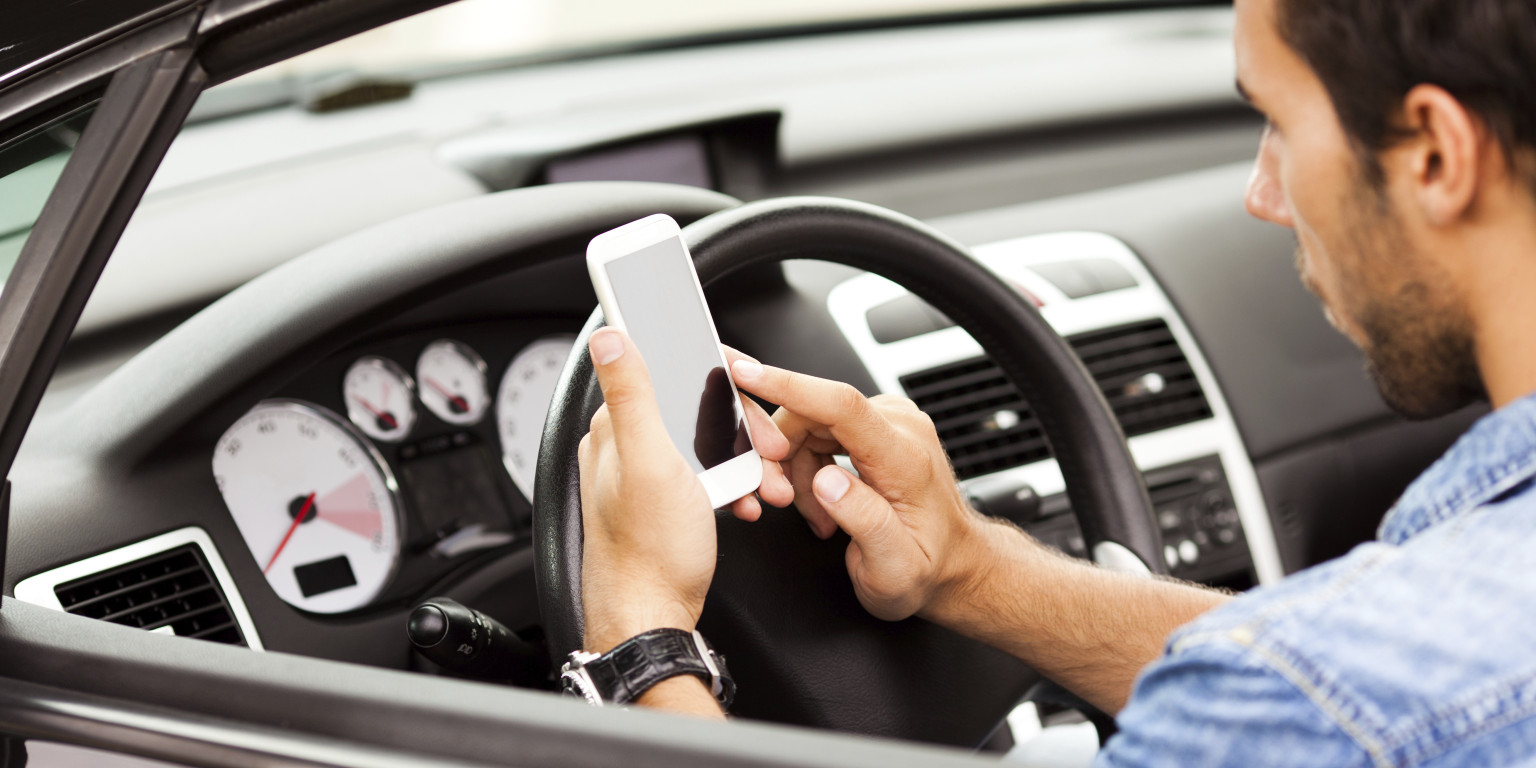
[535,196,1164,746]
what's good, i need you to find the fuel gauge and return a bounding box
[343,357,416,443]
[416,340,489,426]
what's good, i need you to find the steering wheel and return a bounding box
[535,197,1165,747]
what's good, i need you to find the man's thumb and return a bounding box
[812,465,899,552]
[589,328,668,452]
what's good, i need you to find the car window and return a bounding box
[0,108,93,285]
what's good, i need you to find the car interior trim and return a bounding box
[0,599,998,768]
[13,526,265,651]
[826,231,1285,584]
[198,0,460,86]
[0,676,495,768]
[0,10,199,137]
[0,49,206,483]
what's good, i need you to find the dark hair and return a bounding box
[1276,0,1536,189]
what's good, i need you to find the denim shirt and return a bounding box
[1099,395,1536,768]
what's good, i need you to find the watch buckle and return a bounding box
[690,629,725,702]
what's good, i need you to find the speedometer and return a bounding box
[497,335,576,501]
[212,400,403,614]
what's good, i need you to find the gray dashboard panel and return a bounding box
[930,162,1392,462]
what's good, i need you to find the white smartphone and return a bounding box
[586,214,762,509]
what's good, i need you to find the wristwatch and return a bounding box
[560,628,735,708]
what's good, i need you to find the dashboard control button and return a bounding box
[1178,539,1200,565]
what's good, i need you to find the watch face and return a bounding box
[561,655,604,706]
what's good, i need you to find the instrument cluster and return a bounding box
[211,322,578,616]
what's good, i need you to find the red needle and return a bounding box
[351,395,398,429]
[264,492,317,574]
[424,377,469,413]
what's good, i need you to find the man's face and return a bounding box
[1234,0,1483,418]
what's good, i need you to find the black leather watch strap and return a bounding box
[562,629,734,708]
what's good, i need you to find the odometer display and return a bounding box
[213,400,403,614]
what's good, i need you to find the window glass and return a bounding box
[0,108,93,284]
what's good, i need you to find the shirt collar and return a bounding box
[1380,394,1536,545]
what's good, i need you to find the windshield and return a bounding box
[235,0,1134,84]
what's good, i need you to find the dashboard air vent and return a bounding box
[900,319,1213,480]
[53,545,248,647]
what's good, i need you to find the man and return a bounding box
[576,0,1536,763]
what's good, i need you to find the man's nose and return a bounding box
[1245,128,1294,227]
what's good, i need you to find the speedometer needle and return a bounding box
[424,377,469,414]
[265,492,317,574]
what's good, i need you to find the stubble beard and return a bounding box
[1329,192,1486,420]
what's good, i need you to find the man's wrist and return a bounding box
[634,670,726,719]
[919,513,1047,629]
[585,604,698,654]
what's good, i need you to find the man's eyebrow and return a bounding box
[1235,78,1253,104]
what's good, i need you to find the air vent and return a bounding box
[1072,320,1214,436]
[53,545,248,646]
[900,319,1213,480]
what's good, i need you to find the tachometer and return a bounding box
[496,335,576,500]
[213,400,403,614]
[416,340,489,426]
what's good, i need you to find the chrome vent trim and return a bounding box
[14,527,264,650]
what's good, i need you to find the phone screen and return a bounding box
[604,237,751,473]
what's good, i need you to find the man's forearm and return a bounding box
[925,518,1231,714]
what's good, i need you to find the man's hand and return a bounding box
[728,358,987,622]
[578,329,792,657]
[731,358,1231,713]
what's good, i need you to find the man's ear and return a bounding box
[1393,84,1488,227]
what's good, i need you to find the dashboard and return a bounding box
[13,196,1279,655]
[5,162,1480,712]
